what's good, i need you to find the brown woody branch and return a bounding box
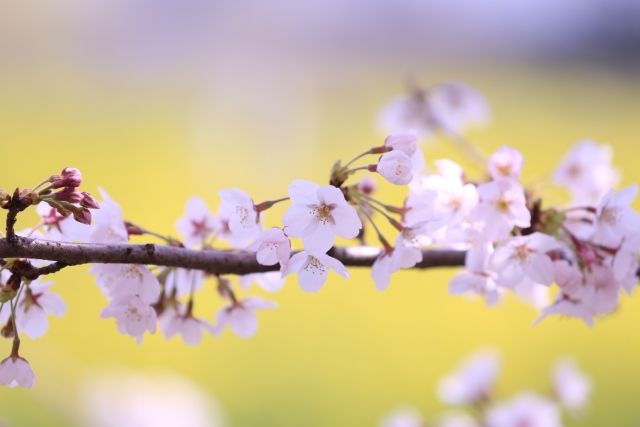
[0,236,466,276]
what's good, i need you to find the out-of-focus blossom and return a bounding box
[87,189,129,244]
[437,413,480,427]
[437,349,500,405]
[472,180,530,241]
[490,233,564,288]
[553,140,619,205]
[0,356,35,389]
[591,185,640,247]
[159,303,214,345]
[81,372,225,427]
[449,243,501,306]
[488,146,523,182]
[164,268,206,298]
[218,188,261,243]
[377,151,414,185]
[212,297,276,338]
[283,180,361,252]
[239,272,286,293]
[176,197,217,248]
[101,295,158,344]
[485,393,562,427]
[371,236,423,291]
[552,359,591,410]
[91,263,161,303]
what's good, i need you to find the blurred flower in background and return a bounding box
[79,371,225,427]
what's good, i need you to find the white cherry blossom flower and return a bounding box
[101,295,158,344]
[378,91,438,137]
[472,180,530,241]
[437,349,500,405]
[540,264,620,326]
[36,202,90,242]
[0,356,35,388]
[160,303,214,345]
[218,188,261,242]
[212,297,277,338]
[239,272,286,292]
[380,407,424,427]
[552,359,591,410]
[250,227,291,267]
[164,268,205,298]
[384,132,418,156]
[14,280,66,339]
[554,140,619,205]
[283,251,349,292]
[88,189,129,244]
[449,243,501,306]
[428,82,490,135]
[612,233,640,292]
[175,197,217,248]
[372,236,423,292]
[490,233,564,288]
[591,185,640,247]
[91,263,161,304]
[377,150,414,185]
[283,180,361,253]
[488,146,523,182]
[485,393,562,427]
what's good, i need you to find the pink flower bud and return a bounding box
[52,167,82,189]
[80,192,100,209]
[54,188,83,203]
[73,208,92,225]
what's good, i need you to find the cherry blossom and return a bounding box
[212,297,277,338]
[91,263,161,303]
[540,264,620,326]
[485,393,562,427]
[437,349,500,405]
[489,233,564,288]
[488,146,523,182]
[36,202,90,242]
[283,251,349,292]
[553,140,619,205]
[379,90,438,137]
[239,272,286,292]
[449,243,501,306]
[101,295,158,343]
[13,280,66,339]
[160,303,214,345]
[0,356,35,388]
[428,82,490,135]
[405,160,478,235]
[591,185,640,247]
[176,196,217,247]
[371,235,423,291]
[283,180,361,253]
[358,175,377,195]
[87,189,129,244]
[250,227,291,267]
[218,188,261,243]
[472,180,530,241]
[82,373,225,427]
[164,268,206,298]
[612,233,640,291]
[377,151,414,185]
[384,131,425,176]
[552,359,591,410]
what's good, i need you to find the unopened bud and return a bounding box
[1,321,14,339]
[357,176,377,196]
[51,167,82,189]
[125,221,145,236]
[73,207,92,225]
[54,188,83,203]
[80,192,100,209]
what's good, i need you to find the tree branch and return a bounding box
[0,237,466,276]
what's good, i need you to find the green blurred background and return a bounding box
[1,2,640,426]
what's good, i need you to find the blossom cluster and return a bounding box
[0,80,637,390]
[381,349,592,427]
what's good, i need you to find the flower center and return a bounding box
[312,204,335,224]
[496,197,510,213]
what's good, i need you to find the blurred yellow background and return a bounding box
[1,2,640,426]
